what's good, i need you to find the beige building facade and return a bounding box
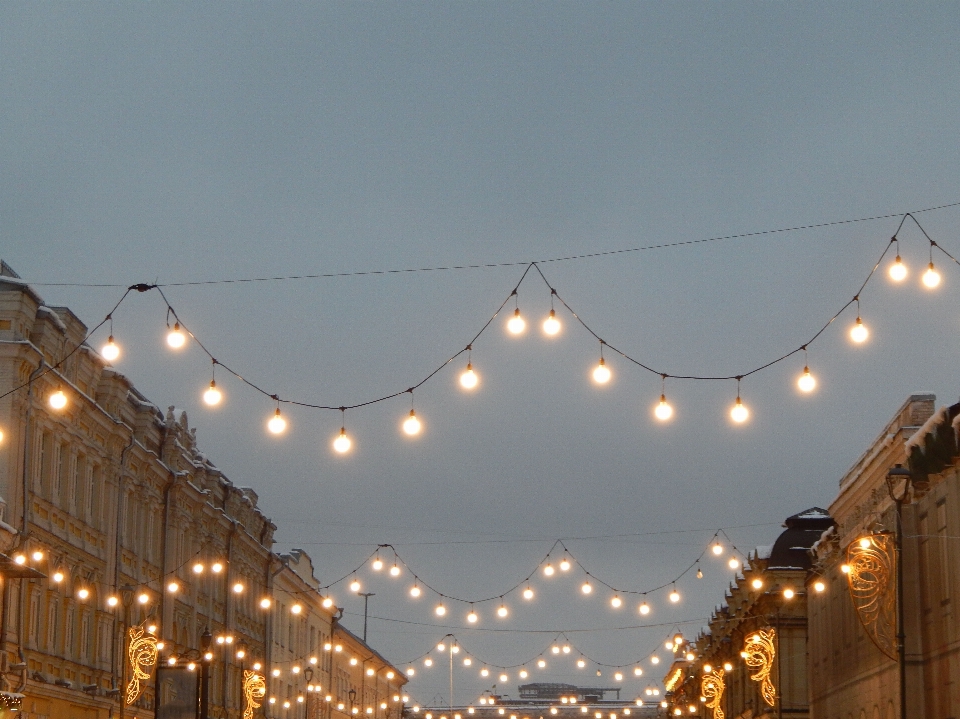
[0,262,405,718]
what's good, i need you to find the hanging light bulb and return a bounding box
[728,557,740,570]
[696,567,703,579]
[581,581,593,594]
[267,408,286,435]
[519,669,528,679]
[467,607,478,624]
[730,396,749,424]
[507,307,526,335]
[669,587,681,603]
[390,564,401,577]
[101,336,120,362]
[333,427,352,454]
[372,555,383,571]
[577,658,586,668]
[497,602,509,618]
[797,366,816,393]
[537,659,547,669]
[435,602,446,616]
[460,356,479,390]
[410,584,421,598]
[923,261,941,288]
[559,556,571,572]
[49,387,68,410]
[611,595,622,608]
[543,309,561,336]
[850,316,868,343]
[592,357,611,384]
[711,541,723,555]
[203,380,222,406]
[543,562,555,576]
[349,578,361,592]
[639,601,650,615]
[523,586,534,600]
[322,596,334,608]
[166,322,186,349]
[889,254,907,281]
[654,394,673,421]
[402,409,422,436]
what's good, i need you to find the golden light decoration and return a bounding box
[922,261,941,288]
[701,669,725,719]
[267,408,287,434]
[402,410,422,436]
[166,322,186,349]
[741,629,776,707]
[845,532,897,660]
[243,670,267,719]
[850,316,868,343]
[592,357,611,384]
[49,387,68,410]
[729,396,749,424]
[543,309,561,336]
[125,626,158,705]
[888,254,907,281]
[664,668,683,693]
[797,366,816,393]
[654,394,673,421]
[334,427,352,453]
[102,335,120,361]
[460,361,479,389]
[203,380,222,406]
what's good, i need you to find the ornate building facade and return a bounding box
[0,262,406,718]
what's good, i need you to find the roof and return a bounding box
[767,507,834,570]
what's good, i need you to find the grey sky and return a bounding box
[3,2,960,704]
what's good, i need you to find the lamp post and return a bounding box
[885,463,912,719]
[304,667,314,719]
[199,627,213,719]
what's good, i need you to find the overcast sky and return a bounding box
[3,2,960,706]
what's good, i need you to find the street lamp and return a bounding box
[885,463,912,719]
[304,667,314,719]
[200,628,213,719]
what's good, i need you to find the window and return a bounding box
[28,592,40,647]
[46,598,59,653]
[88,466,101,525]
[80,612,91,661]
[64,604,75,658]
[38,431,53,495]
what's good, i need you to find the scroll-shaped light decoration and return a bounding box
[845,533,897,660]
[701,669,725,719]
[741,629,776,707]
[243,670,267,719]
[125,626,159,705]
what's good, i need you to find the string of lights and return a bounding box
[5,212,957,447]
[27,200,960,288]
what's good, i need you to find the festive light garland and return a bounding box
[2,212,958,452]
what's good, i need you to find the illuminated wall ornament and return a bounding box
[741,629,776,707]
[845,533,897,660]
[664,667,683,693]
[125,626,159,705]
[244,670,267,719]
[700,669,725,719]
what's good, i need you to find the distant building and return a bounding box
[663,508,832,718]
[0,261,405,717]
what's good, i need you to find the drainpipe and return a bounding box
[222,518,238,712]
[111,433,136,719]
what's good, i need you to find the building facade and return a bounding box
[0,262,405,718]
[808,393,960,719]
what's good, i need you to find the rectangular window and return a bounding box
[46,599,59,653]
[39,431,53,496]
[74,456,86,518]
[80,612,91,661]
[64,605,75,658]
[88,466,101,526]
[29,592,40,647]
[53,442,64,500]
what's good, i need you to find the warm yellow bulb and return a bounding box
[497,604,508,618]
[410,585,421,598]
[138,592,149,605]
[537,659,546,668]
[841,564,851,574]
[107,596,119,607]
[52,570,64,583]
[543,310,561,336]
[168,581,179,593]
[859,537,871,548]
[889,255,907,281]
[435,603,446,616]
[349,579,361,592]
[611,595,622,608]
[322,597,334,608]
[101,336,120,361]
[372,557,383,571]
[333,428,352,453]
[850,317,868,343]
[577,659,586,668]
[751,578,763,589]
[260,597,272,609]
[390,564,400,576]
[923,262,941,288]
[814,580,826,592]
[783,588,795,600]
[77,588,90,600]
[211,562,223,573]
[592,358,611,384]
[467,610,478,623]
[730,397,749,423]
[559,558,571,571]
[523,587,534,600]
[797,367,816,393]
[669,589,680,603]
[291,603,303,614]
[49,389,68,410]
[543,563,555,576]
[711,542,723,556]
[267,409,287,434]
[581,581,592,594]
[233,582,244,594]
[203,381,222,406]
[167,323,186,349]
[654,395,673,421]
[639,602,650,615]
[507,308,526,335]
[402,410,422,436]
[192,562,204,574]
[460,362,478,389]
[728,557,740,569]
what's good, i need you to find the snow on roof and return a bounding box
[37,305,67,332]
[794,508,830,519]
[905,405,948,452]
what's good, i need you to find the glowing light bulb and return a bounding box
[639,602,650,615]
[850,317,868,343]
[211,562,223,573]
[654,395,673,421]
[730,396,749,423]
[923,262,941,288]
[551,646,560,654]
[291,603,303,614]
[841,564,851,574]
[52,570,64,583]
[543,563,555,576]
[797,366,816,393]
[107,596,119,607]
[537,659,546,669]
[523,587,534,600]
[203,381,222,406]
[497,603,508,618]
[460,362,478,389]
[577,659,586,668]
[403,410,422,436]
[101,336,120,361]
[410,584,421,598]
[467,609,478,623]
[49,389,67,410]
[751,579,763,589]
[349,579,361,592]
[322,597,334,608]
[559,557,571,572]
[650,656,660,665]
[520,669,529,679]
[435,603,446,616]
[507,308,526,335]
[614,672,623,682]
[77,588,89,600]
[390,564,401,576]
[543,310,561,336]
[581,581,592,594]
[814,581,826,592]
[563,645,571,654]
[267,409,286,434]
[592,358,611,384]
[889,255,907,282]
[728,557,740,570]
[634,667,643,676]
[233,582,244,593]
[712,542,723,555]
[372,557,383,571]
[783,588,795,600]
[167,323,186,349]
[333,428,352,453]
[669,589,680,603]
[859,537,871,548]
[260,597,272,609]
[611,595,622,608]
[481,668,489,677]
